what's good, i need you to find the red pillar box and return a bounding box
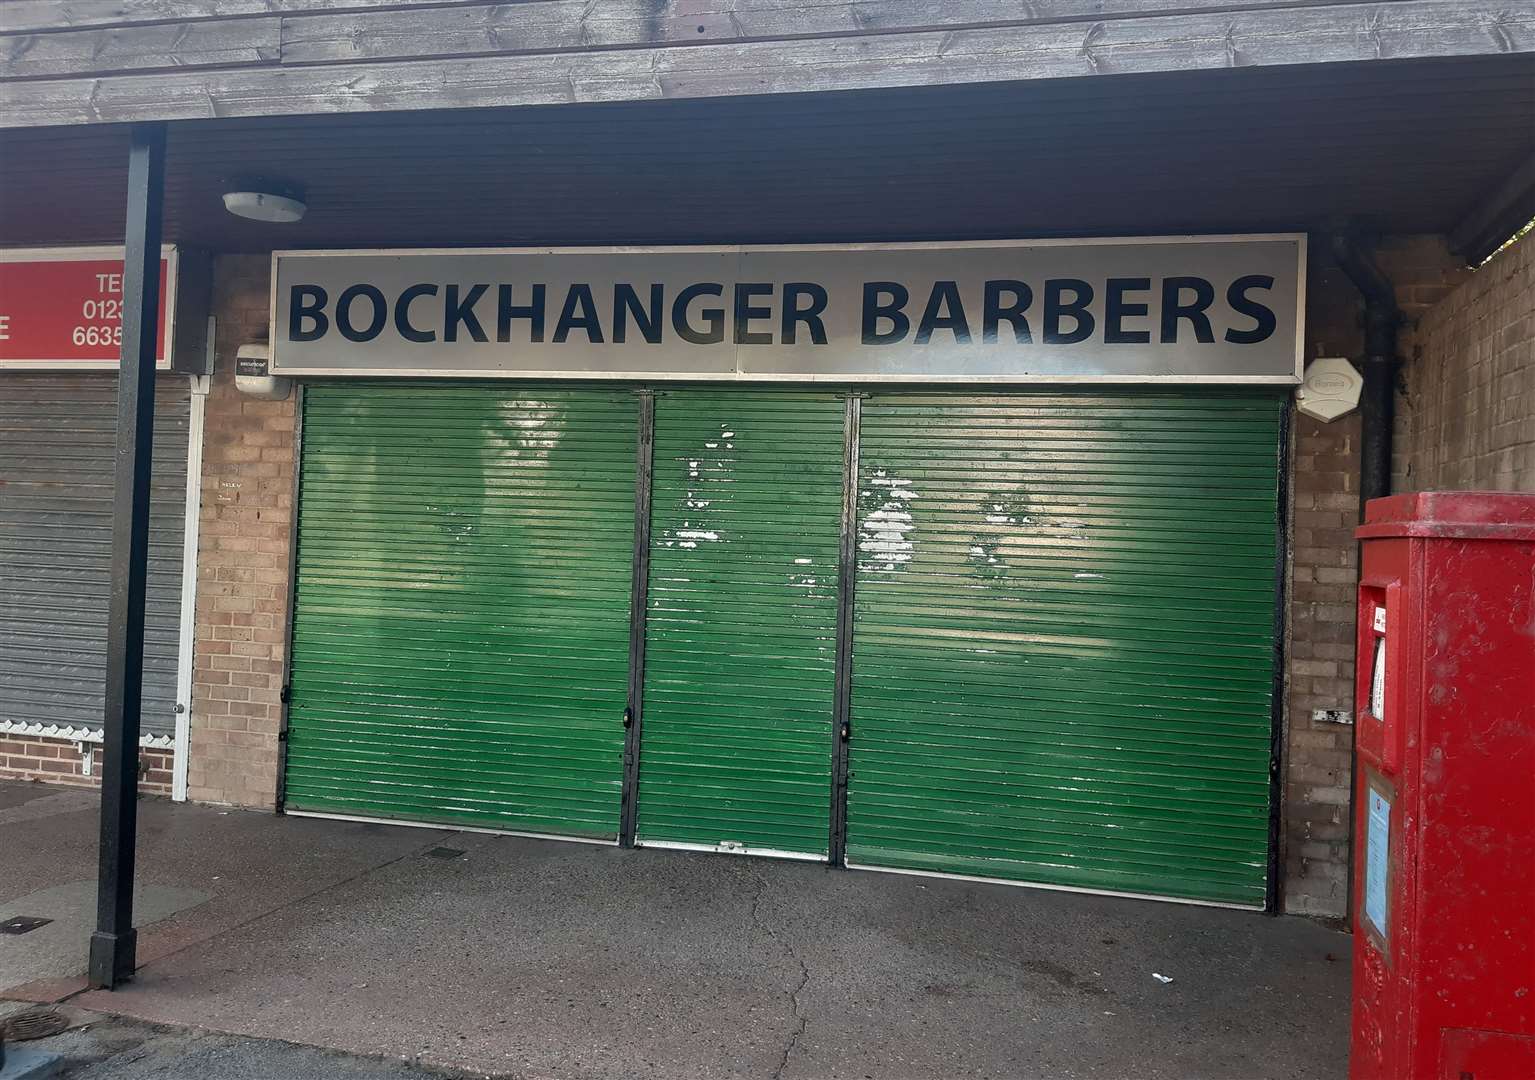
[1350,492,1535,1080]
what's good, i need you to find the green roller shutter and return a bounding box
[284,383,637,839]
[636,390,844,858]
[846,392,1282,906]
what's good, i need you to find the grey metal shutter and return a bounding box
[0,373,191,739]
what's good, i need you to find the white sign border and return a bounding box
[269,234,1306,385]
[0,244,180,371]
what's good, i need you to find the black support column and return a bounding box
[827,393,861,867]
[89,121,167,991]
[619,390,655,848]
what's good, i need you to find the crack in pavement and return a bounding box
[746,865,812,1080]
[776,948,812,1080]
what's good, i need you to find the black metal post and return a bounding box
[827,394,861,867]
[619,390,655,847]
[89,121,166,991]
[274,383,306,812]
[1264,399,1294,915]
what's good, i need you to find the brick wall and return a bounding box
[1395,233,1534,492]
[1,734,173,796]
[1281,235,1470,916]
[186,254,290,809]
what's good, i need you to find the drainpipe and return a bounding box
[1329,231,1400,928]
[1329,234,1401,513]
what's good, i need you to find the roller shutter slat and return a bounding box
[0,374,189,736]
[636,391,843,857]
[283,384,636,838]
[846,392,1281,907]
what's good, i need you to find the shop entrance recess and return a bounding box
[284,384,1284,906]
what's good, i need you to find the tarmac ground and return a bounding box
[2,779,1350,1079]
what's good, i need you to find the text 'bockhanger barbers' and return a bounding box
[287,274,1280,349]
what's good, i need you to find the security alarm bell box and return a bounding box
[234,344,290,401]
[1297,357,1364,422]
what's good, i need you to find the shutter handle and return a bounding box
[623,707,634,729]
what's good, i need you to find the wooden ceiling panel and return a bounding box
[2,58,1531,252]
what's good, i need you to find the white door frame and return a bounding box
[172,366,210,801]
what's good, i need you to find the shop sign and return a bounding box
[0,246,177,370]
[270,236,1303,383]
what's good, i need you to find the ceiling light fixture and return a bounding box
[222,184,307,223]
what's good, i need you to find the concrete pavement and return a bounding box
[1,1003,469,1079]
[1,778,451,1003]
[2,780,1350,1079]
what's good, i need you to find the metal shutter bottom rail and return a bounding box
[635,390,844,857]
[0,373,190,738]
[846,392,1282,907]
[283,384,637,838]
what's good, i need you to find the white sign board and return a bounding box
[270,236,1304,383]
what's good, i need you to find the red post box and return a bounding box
[1349,492,1535,1080]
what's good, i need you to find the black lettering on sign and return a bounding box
[554,284,604,343]
[395,283,438,343]
[734,282,774,346]
[1104,277,1151,344]
[614,284,663,344]
[782,282,828,345]
[862,282,910,345]
[1226,275,1278,344]
[497,284,546,343]
[336,284,387,343]
[445,284,489,343]
[1043,279,1094,345]
[1161,277,1215,344]
[288,284,328,342]
[915,281,971,344]
[283,267,1286,359]
[673,283,725,345]
[983,280,1032,344]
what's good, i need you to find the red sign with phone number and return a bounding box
[0,250,172,368]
